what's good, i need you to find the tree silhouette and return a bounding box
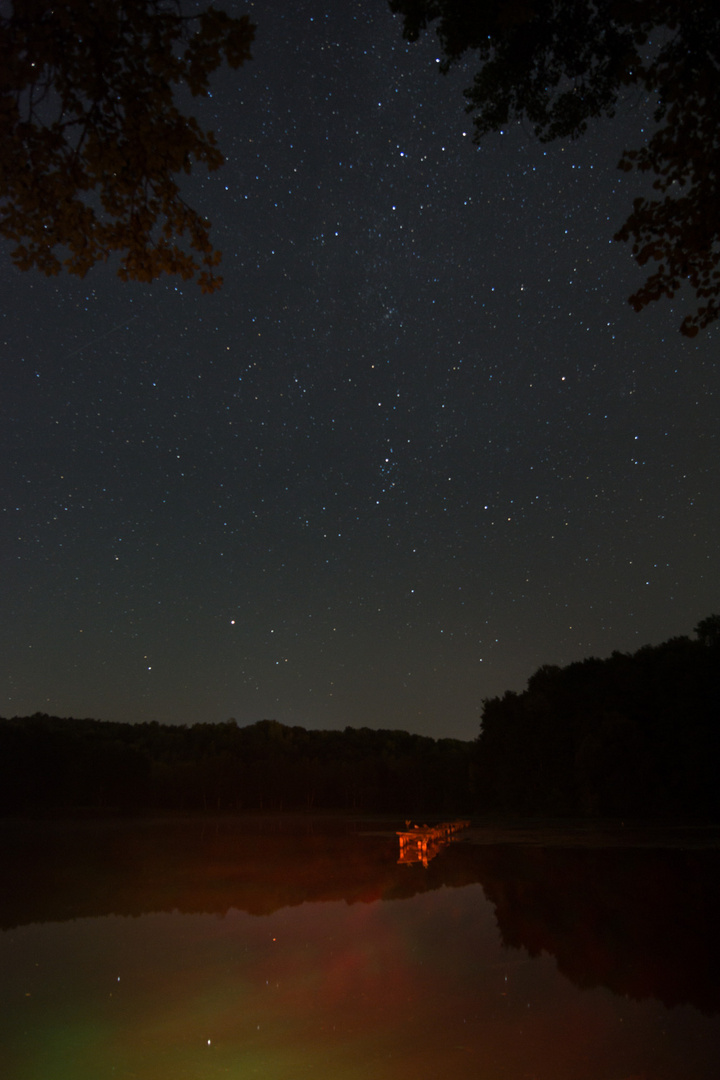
[389,0,720,336]
[0,0,254,291]
[695,614,720,648]
[475,623,720,818]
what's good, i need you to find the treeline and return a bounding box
[476,616,720,819]
[4,618,719,819]
[0,715,475,815]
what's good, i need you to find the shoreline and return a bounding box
[1,809,719,848]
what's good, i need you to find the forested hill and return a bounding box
[3,619,719,819]
[476,617,720,819]
[0,716,474,815]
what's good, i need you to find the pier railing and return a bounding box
[396,820,470,865]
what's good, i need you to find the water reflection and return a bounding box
[445,842,720,1016]
[1,817,719,1080]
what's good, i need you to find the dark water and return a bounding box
[1,817,719,1080]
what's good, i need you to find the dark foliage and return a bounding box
[390,1,720,336]
[475,617,720,818]
[0,714,476,815]
[4,620,718,820]
[0,0,254,290]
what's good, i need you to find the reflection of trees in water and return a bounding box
[4,820,720,1015]
[442,844,720,1017]
[0,817,434,928]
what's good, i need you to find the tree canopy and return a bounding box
[0,715,475,815]
[0,0,254,291]
[390,0,720,336]
[476,617,720,818]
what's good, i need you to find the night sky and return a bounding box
[2,1,718,740]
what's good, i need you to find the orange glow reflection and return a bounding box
[1,820,720,1080]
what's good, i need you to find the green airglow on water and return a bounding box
[2,822,720,1080]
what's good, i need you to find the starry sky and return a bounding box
[2,0,718,740]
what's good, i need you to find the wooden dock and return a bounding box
[396,820,470,865]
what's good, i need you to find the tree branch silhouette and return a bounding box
[0,0,254,291]
[389,0,720,335]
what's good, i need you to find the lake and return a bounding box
[2,816,719,1079]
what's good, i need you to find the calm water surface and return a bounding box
[1,818,719,1080]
